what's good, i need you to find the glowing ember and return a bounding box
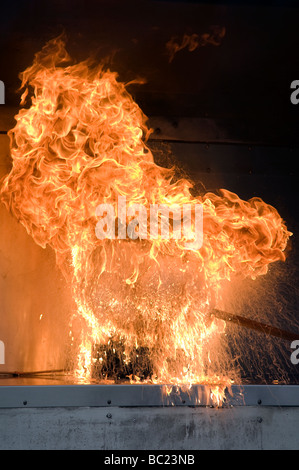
[0,38,291,400]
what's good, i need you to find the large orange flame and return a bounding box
[0,38,291,398]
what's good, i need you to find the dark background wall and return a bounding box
[0,0,299,145]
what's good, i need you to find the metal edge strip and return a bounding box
[0,384,299,408]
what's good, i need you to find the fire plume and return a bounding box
[0,38,291,397]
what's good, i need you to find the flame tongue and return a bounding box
[0,38,291,393]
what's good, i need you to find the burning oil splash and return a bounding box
[166,26,226,63]
[0,38,291,400]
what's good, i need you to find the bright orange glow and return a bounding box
[0,38,291,402]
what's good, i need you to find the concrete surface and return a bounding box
[1,405,299,450]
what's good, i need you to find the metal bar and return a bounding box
[0,369,65,377]
[0,383,212,408]
[212,309,299,342]
[1,110,298,146]
[147,117,299,146]
[0,384,299,408]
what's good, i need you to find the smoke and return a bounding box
[166,26,226,63]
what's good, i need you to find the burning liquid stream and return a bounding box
[0,38,291,402]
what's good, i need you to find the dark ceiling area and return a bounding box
[0,0,299,145]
